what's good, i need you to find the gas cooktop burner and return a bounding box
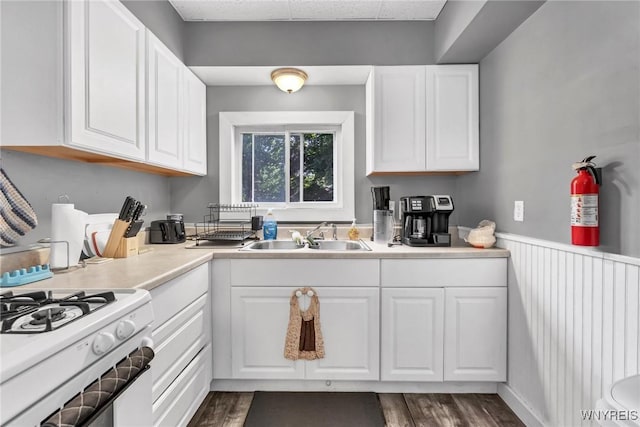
[0,290,116,334]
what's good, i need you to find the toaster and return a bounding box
[149,219,186,244]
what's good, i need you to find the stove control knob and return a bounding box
[93,332,115,355]
[116,320,136,340]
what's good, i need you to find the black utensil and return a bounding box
[123,220,144,238]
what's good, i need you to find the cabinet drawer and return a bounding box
[230,259,379,286]
[151,295,207,402]
[150,263,208,328]
[153,344,211,427]
[380,258,506,287]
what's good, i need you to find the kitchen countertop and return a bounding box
[14,240,509,292]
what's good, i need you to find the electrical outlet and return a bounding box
[514,201,524,222]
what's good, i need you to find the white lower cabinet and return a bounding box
[381,286,506,382]
[444,287,507,381]
[150,263,211,427]
[231,286,379,381]
[381,288,444,381]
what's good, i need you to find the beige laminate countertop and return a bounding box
[14,240,509,292]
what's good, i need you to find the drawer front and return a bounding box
[150,263,208,328]
[153,344,212,427]
[152,304,206,402]
[380,258,506,287]
[230,259,379,287]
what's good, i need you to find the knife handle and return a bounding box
[124,220,144,238]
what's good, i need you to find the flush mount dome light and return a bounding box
[271,68,308,94]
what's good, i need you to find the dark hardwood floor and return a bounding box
[188,392,525,427]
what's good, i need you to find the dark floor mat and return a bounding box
[243,391,386,427]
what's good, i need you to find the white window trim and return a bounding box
[219,111,355,222]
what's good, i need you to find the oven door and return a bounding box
[84,368,152,427]
[41,345,154,427]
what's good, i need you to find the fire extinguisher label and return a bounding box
[571,194,598,226]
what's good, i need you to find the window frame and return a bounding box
[219,111,355,222]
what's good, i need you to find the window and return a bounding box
[241,131,335,204]
[219,111,354,222]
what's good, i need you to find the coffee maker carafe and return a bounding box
[400,195,454,247]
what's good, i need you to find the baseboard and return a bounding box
[498,383,544,427]
[211,379,499,393]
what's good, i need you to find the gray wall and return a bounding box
[185,21,435,66]
[457,1,640,257]
[170,85,459,225]
[122,0,185,61]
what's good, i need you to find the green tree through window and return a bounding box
[242,132,334,204]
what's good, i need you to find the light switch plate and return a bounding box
[514,201,524,222]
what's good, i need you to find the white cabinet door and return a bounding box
[306,287,379,380]
[146,30,183,168]
[366,66,426,174]
[67,0,146,160]
[381,288,444,381]
[444,287,506,381]
[231,287,304,379]
[426,65,479,171]
[183,68,207,175]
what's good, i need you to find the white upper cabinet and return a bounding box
[146,30,183,169]
[366,66,427,174]
[67,0,146,160]
[366,64,479,175]
[426,65,479,171]
[183,68,208,175]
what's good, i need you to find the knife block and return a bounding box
[102,219,139,258]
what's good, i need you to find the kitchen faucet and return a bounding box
[306,222,327,240]
[306,222,338,240]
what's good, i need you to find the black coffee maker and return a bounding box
[400,195,454,247]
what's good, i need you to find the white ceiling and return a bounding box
[190,65,373,86]
[169,0,447,21]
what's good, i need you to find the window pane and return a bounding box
[303,133,334,202]
[254,134,286,202]
[241,134,253,202]
[289,134,301,202]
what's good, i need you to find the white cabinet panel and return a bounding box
[306,287,379,380]
[381,288,444,381]
[183,68,207,175]
[146,30,183,168]
[381,258,507,287]
[67,0,145,159]
[230,259,379,287]
[231,287,304,379]
[367,66,426,174]
[444,287,507,381]
[426,65,479,171]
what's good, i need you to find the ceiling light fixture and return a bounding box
[271,68,308,94]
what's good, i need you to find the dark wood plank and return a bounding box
[404,393,468,427]
[224,392,253,426]
[378,393,415,427]
[188,391,254,427]
[450,394,500,427]
[462,394,526,427]
[187,392,214,427]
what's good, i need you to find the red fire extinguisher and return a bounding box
[571,155,601,246]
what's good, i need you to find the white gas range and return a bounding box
[0,288,154,427]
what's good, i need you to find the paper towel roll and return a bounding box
[50,204,89,269]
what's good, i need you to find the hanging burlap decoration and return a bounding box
[284,287,325,360]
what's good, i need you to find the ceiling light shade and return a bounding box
[271,68,308,94]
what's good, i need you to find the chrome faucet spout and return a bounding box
[306,222,328,238]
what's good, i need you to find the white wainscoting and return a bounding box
[495,232,640,427]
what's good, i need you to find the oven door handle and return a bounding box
[41,346,155,427]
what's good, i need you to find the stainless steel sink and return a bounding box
[308,240,371,251]
[240,240,305,250]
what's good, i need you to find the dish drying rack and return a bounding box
[194,203,258,246]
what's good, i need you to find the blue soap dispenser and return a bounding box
[263,208,278,240]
